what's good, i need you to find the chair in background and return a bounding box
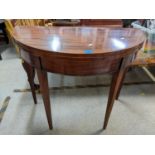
[15,19,46,26]
[0,20,9,60]
[4,20,20,53]
[4,19,48,54]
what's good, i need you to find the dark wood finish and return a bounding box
[104,71,121,129]
[52,20,80,26]
[80,19,123,27]
[36,68,53,129]
[51,19,122,27]
[13,26,145,130]
[41,55,122,76]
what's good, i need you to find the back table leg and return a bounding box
[22,61,37,104]
[115,67,129,100]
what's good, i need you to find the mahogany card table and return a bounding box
[13,26,145,130]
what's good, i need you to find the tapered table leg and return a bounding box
[36,68,53,130]
[22,61,37,104]
[115,67,129,100]
[103,69,125,129]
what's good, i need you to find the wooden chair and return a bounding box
[15,19,45,26]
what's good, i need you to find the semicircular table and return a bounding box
[13,26,145,130]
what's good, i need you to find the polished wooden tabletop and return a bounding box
[13,26,146,56]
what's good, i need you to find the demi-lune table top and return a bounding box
[13,26,146,56]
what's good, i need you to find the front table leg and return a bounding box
[36,68,53,129]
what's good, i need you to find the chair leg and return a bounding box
[22,61,37,104]
[103,70,125,130]
[36,68,53,130]
[0,54,2,60]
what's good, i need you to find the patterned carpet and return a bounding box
[0,97,11,123]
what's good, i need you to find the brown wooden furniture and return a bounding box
[80,19,123,27]
[13,26,145,130]
[52,20,80,26]
[51,19,123,27]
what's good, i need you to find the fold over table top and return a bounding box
[13,26,145,57]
